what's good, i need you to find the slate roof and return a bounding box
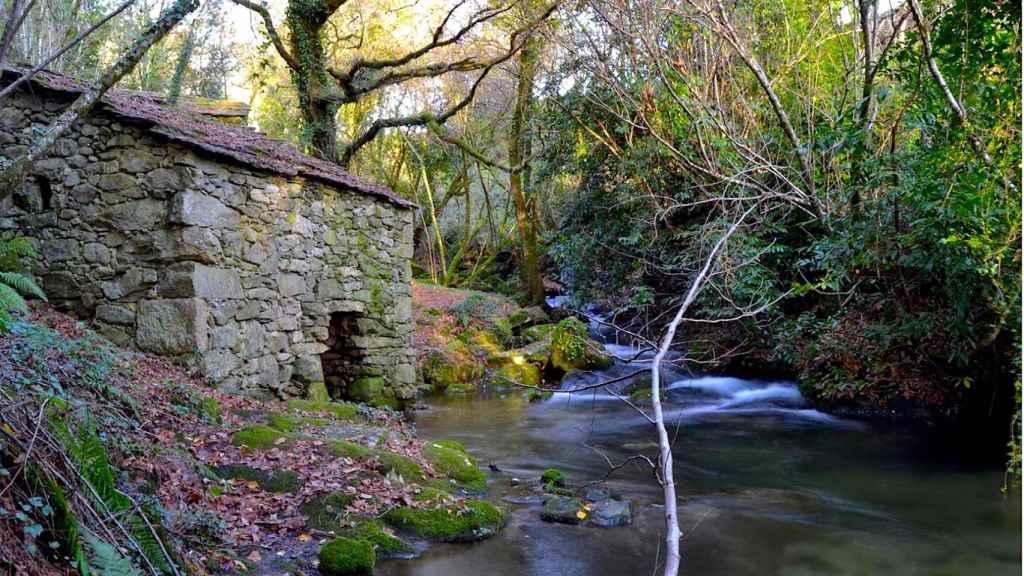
[1,67,415,209]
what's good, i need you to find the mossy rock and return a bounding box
[521,323,556,344]
[383,499,505,542]
[342,520,413,557]
[318,537,374,576]
[422,340,484,393]
[465,329,504,363]
[541,496,587,525]
[431,439,467,453]
[348,376,385,403]
[377,452,426,483]
[214,464,302,493]
[524,389,553,403]
[301,491,356,532]
[493,361,541,387]
[307,381,331,403]
[541,468,566,488]
[423,441,486,492]
[231,425,289,450]
[550,318,612,372]
[286,398,359,420]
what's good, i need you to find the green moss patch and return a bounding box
[383,499,505,542]
[541,468,566,488]
[423,442,486,492]
[377,452,426,482]
[342,520,412,557]
[494,362,541,387]
[318,537,374,576]
[300,491,356,532]
[286,398,359,420]
[265,412,329,432]
[327,440,375,460]
[231,425,289,450]
[214,464,302,493]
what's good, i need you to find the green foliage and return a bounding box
[0,236,45,330]
[83,532,142,576]
[49,417,174,574]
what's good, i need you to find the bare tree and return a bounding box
[230,0,558,165]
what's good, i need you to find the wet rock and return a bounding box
[588,499,632,528]
[582,485,614,502]
[540,496,586,525]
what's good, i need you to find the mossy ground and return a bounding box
[286,398,360,420]
[231,425,289,449]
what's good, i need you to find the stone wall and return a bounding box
[0,88,418,402]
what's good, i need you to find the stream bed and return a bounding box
[379,349,1021,575]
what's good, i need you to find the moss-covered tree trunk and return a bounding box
[508,30,544,306]
[286,0,341,161]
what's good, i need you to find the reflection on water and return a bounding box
[379,371,1022,576]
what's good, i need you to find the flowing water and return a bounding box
[379,343,1021,575]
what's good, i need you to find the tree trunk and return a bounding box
[0,0,200,200]
[508,30,544,305]
[168,29,195,104]
[286,0,339,161]
[650,205,755,576]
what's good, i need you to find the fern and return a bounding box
[83,531,142,576]
[0,271,46,300]
[50,417,175,575]
[0,235,36,269]
[0,236,45,330]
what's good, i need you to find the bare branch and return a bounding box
[226,0,298,69]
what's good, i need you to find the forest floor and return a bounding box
[0,305,505,576]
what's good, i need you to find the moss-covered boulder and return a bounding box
[318,537,374,576]
[348,376,385,403]
[343,520,413,557]
[422,340,484,393]
[492,361,542,387]
[327,439,375,460]
[383,499,505,542]
[423,441,486,492]
[231,425,289,450]
[307,381,331,402]
[376,452,426,483]
[541,496,587,525]
[521,323,556,344]
[550,318,611,372]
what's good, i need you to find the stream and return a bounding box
[379,338,1022,575]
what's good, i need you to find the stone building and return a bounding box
[0,67,418,403]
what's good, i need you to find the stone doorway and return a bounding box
[321,311,367,398]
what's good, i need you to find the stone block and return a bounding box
[277,273,306,298]
[136,298,209,355]
[95,304,134,325]
[98,199,165,231]
[292,355,324,384]
[168,190,240,228]
[158,262,242,299]
[201,349,240,381]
